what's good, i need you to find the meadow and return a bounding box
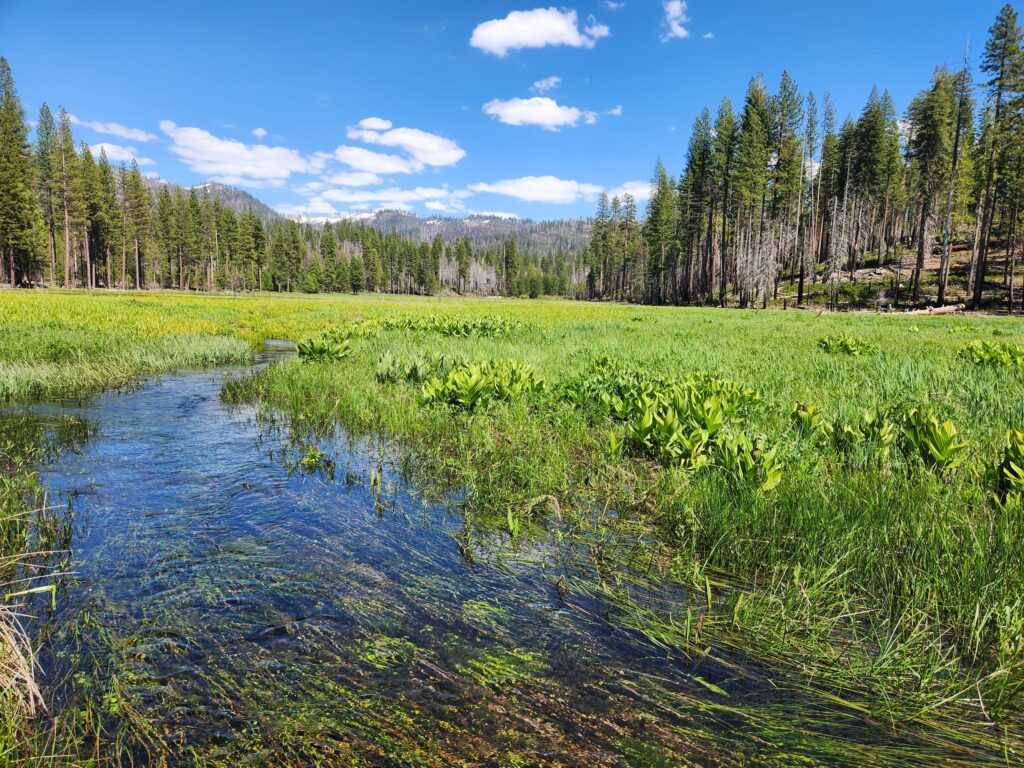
[1,289,1024,763]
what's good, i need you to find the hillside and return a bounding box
[345,209,593,256]
[140,178,281,222]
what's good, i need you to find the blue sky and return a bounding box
[1,1,1014,220]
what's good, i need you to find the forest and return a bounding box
[0,64,576,298]
[2,5,1023,311]
[585,4,1024,311]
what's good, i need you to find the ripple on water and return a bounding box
[18,358,1005,768]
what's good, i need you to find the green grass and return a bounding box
[2,288,1024,761]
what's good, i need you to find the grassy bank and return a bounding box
[2,289,1024,761]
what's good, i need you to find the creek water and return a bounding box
[11,346,1003,766]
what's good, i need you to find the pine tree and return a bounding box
[57,108,78,286]
[35,104,60,285]
[907,68,956,301]
[973,4,1024,308]
[0,57,38,287]
[95,148,120,288]
[123,161,151,289]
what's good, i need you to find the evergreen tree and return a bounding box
[973,3,1024,308]
[0,57,39,287]
[35,103,59,285]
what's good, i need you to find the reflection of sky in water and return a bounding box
[19,351,996,767]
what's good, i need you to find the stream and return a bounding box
[8,346,1006,766]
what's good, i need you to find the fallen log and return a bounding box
[905,303,966,316]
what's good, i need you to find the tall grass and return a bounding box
[2,289,1024,757]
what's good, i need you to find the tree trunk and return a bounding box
[134,237,142,290]
[913,196,930,303]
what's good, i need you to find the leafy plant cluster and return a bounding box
[564,358,780,490]
[995,428,1024,513]
[375,351,468,385]
[420,359,544,411]
[360,314,521,338]
[960,340,1024,371]
[793,402,972,476]
[296,335,352,363]
[818,334,875,356]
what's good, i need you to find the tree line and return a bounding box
[585,4,1024,311]
[0,57,577,297]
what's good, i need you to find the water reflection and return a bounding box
[14,350,1003,766]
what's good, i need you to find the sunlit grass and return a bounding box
[2,288,1024,762]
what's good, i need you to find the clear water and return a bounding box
[12,348,1006,766]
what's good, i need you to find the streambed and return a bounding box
[9,347,1006,766]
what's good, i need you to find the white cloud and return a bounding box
[89,142,155,167]
[345,121,465,167]
[321,186,469,206]
[608,180,652,202]
[252,127,268,139]
[69,115,156,142]
[276,198,340,217]
[470,8,609,57]
[205,176,286,189]
[703,32,715,40]
[604,1,626,9]
[160,121,309,186]
[358,117,393,131]
[531,75,561,93]
[333,145,423,174]
[607,105,623,116]
[484,97,592,131]
[307,151,333,175]
[323,171,383,187]
[661,0,690,41]
[469,176,602,204]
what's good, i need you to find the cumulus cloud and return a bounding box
[470,8,609,57]
[607,105,623,117]
[69,115,156,142]
[469,175,602,204]
[357,117,393,131]
[88,142,155,166]
[275,199,340,218]
[608,180,652,202]
[323,171,383,186]
[531,75,561,93]
[604,1,626,9]
[344,122,465,167]
[661,0,690,41]
[251,127,268,139]
[483,97,596,131]
[335,118,466,178]
[160,121,309,187]
[703,32,715,39]
[333,145,423,174]
[320,187,472,213]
